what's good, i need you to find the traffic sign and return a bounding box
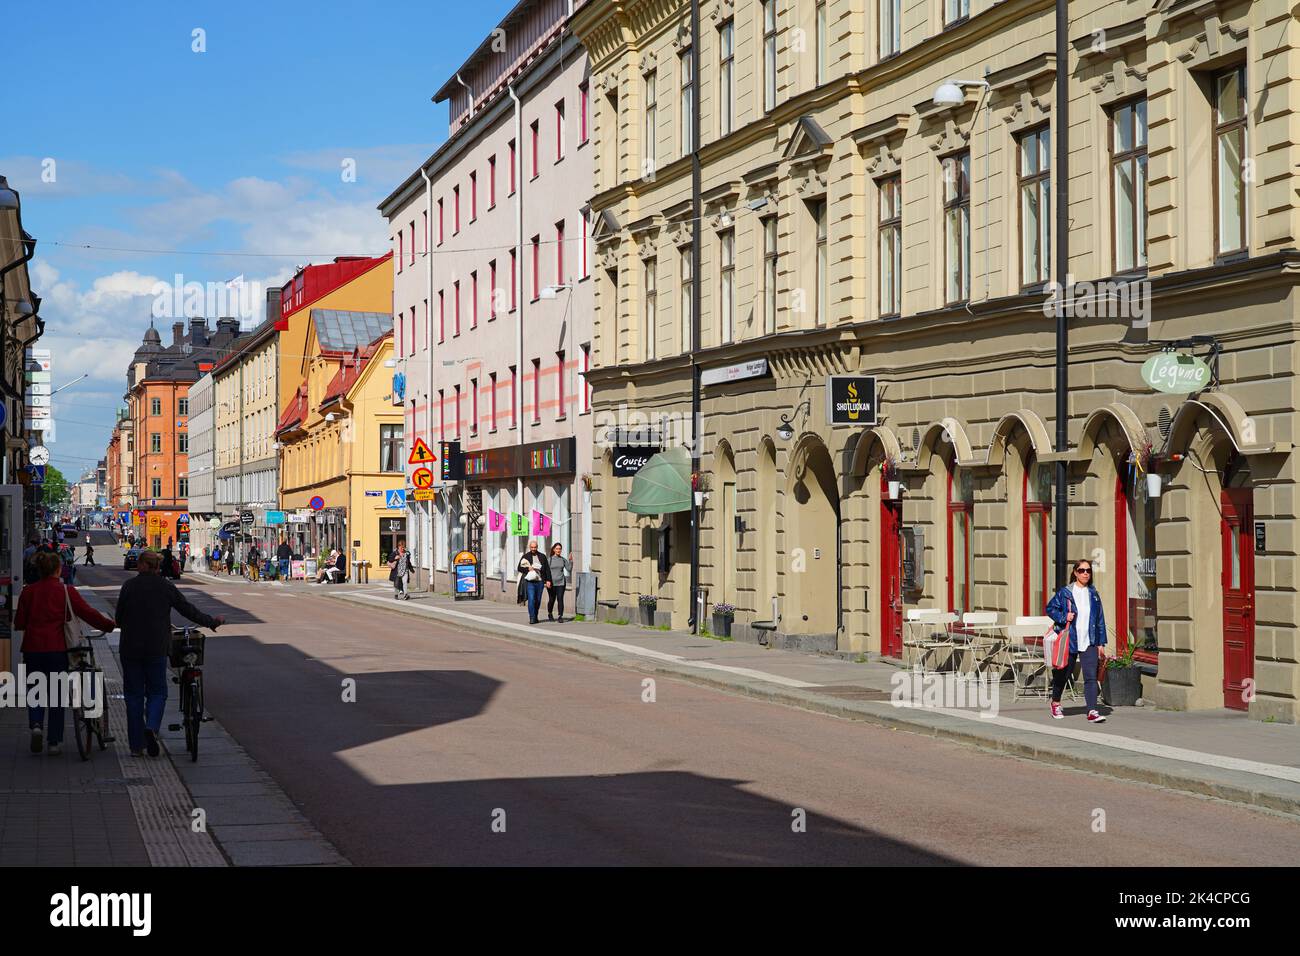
[309,496,325,511]
[178,513,190,524]
[408,437,436,465]
[412,488,434,501]
[29,464,45,484]
[412,467,434,489]
[385,489,407,510]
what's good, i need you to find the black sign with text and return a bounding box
[825,375,878,426]
[613,446,658,478]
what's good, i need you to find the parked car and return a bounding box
[123,548,144,570]
[61,524,77,539]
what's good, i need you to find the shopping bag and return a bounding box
[1043,624,1070,670]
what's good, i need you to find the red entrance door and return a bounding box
[881,491,904,658]
[1220,489,1255,710]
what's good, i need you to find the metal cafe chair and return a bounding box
[957,611,1003,677]
[903,608,958,673]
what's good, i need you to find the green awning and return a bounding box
[627,446,692,515]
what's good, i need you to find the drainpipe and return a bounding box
[688,0,702,632]
[456,73,474,121]
[509,82,524,559]
[1053,0,1070,590]
[421,165,434,588]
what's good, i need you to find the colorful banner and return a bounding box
[487,509,506,532]
[509,512,528,536]
[531,510,552,537]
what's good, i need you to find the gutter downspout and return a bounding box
[421,165,434,589]
[509,82,524,568]
[456,73,474,121]
[688,0,702,633]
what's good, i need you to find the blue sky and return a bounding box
[4,0,517,481]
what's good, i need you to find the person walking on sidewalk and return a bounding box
[517,540,552,624]
[14,551,117,755]
[83,536,95,566]
[115,551,225,758]
[225,547,236,576]
[1045,558,1109,723]
[389,541,413,600]
[276,539,292,582]
[247,543,261,582]
[546,543,572,622]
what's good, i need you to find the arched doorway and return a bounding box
[845,426,905,656]
[754,438,779,622]
[784,434,839,641]
[712,441,737,609]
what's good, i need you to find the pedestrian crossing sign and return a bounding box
[408,437,437,465]
[386,489,407,510]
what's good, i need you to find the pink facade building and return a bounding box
[381,0,594,596]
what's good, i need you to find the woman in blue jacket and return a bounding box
[1044,558,1109,723]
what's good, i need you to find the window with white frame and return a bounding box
[1214,66,1248,257]
[719,229,735,343]
[762,0,777,111]
[718,19,734,136]
[762,216,778,334]
[643,257,657,361]
[880,0,900,58]
[680,50,694,155]
[1018,125,1051,287]
[644,71,657,172]
[878,175,902,316]
[942,151,971,304]
[680,247,693,352]
[1111,98,1148,274]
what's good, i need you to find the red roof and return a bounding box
[275,382,309,435]
[321,331,392,407]
[276,254,392,331]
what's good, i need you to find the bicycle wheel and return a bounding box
[184,674,202,762]
[73,707,93,761]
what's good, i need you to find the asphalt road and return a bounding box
[76,561,1300,866]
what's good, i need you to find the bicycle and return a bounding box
[67,631,115,761]
[166,626,209,762]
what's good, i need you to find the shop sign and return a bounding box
[381,518,406,534]
[1255,522,1266,554]
[613,446,658,478]
[440,441,463,481]
[265,511,286,525]
[825,375,878,426]
[290,560,306,579]
[240,510,255,525]
[700,358,769,387]
[453,550,479,599]
[1141,352,1210,394]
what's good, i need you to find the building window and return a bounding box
[509,139,517,194]
[150,397,161,416]
[556,99,566,161]
[680,50,694,155]
[1019,125,1051,288]
[680,247,693,352]
[582,212,590,278]
[815,0,827,86]
[126,433,133,452]
[878,175,902,316]
[880,0,900,58]
[151,478,162,498]
[1111,99,1147,274]
[815,200,829,325]
[471,271,479,328]
[531,120,540,179]
[488,156,496,208]
[178,398,189,416]
[556,350,566,418]
[762,216,778,334]
[1024,460,1052,617]
[579,82,590,143]
[718,19,734,136]
[556,220,565,285]
[762,0,777,111]
[454,185,460,233]
[398,232,403,273]
[150,432,161,453]
[454,386,462,439]
[643,257,657,362]
[531,358,541,424]
[438,198,444,245]
[178,477,188,499]
[719,229,735,344]
[1214,66,1248,257]
[510,248,518,309]
[489,260,498,318]
[489,371,498,431]
[470,378,479,436]
[945,0,969,25]
[510,366,518,428]
[943,151,971,304]
[409,222,415,266]
[439,290,446,342]
[470,171,478,221]
[178,433,189,454]
[454,280,461,336]
[531,235,540,300]
[422,209,428,251]
[438,389,445,439]
[948,466,973,614]
[644,70,657,172]
[581,344,591,413]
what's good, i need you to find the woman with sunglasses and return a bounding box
[1044,560,1109,722]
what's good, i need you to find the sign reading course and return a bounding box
[613,446,658,478]
[825,375,878,426]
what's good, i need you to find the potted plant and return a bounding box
[638,594,658,627]
[712,602,735,638]
[1102,642,1143,706]
[1135,441,1161,498]
[884,457,902,500]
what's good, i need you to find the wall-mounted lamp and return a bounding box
[931,77,989,106]
[776,399,812,442]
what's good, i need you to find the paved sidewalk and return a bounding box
[323,586,1300,818]
[2,586,345,867]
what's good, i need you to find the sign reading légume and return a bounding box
[1141,352,1210,394]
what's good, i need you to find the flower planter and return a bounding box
[639,604,657,627]
[1103,667,1142,706]
[711,612,733,638]
[1145,473,1162,498]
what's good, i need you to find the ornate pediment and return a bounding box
[782,114,834,166]
[671,17,692,51]
[592,207,623,248]
[852,113,910,178]
[708,0,735,25]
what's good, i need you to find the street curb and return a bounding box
[324,589,1300,819]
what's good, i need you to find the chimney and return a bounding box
[189,317,207,347]
[172,321,184,346]
[216,317,240,336]
[265,287,282,326]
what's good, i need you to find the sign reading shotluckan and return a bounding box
[825,375,878,426]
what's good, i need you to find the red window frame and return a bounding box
[509,139,517,194]
[556,220,565,285]
[438,389,445,440]
[531,358,541,423]
[531,120,540,179]
[947,469,973,614]
[454,185,460,233]
[510,249,518,309]
[438,290,445,343]
[489,155,496,208]
[471,377,479,436]
[556,100,565,161]
[556,349,565,418]
[581,344,591,413]
[438,198,444,245]
[454,280,461,336]
[531,236,540,300]
[510,366,518,427]
[397,232,404,273]
[470,171,477,221]
[489,259,497,318]
[1023,467,1052,617]
[409,222,415,266]
[490,371,498,431]
[471,270,479,328]
[580,82,589,143]
[454,385,461,439]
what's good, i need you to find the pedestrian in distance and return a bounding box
[276,538,292,583]
[516,540,552,624]
[83,536,95,566]
[1045,558,1109,723]
[315,549,339,584]
[247,543,261,582]
[546,543,573,622]
[14,551,117,756]
[115,551,225,758]
[388,540,413,600]
[225,548,236,576]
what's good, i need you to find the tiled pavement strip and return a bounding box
[1,588,345,867]
[322,584,1300,819]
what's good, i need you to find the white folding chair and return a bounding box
[904,609,958,672]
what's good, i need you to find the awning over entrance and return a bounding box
[627,446,692,515]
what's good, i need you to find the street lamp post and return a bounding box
[1053,0,1070,590]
